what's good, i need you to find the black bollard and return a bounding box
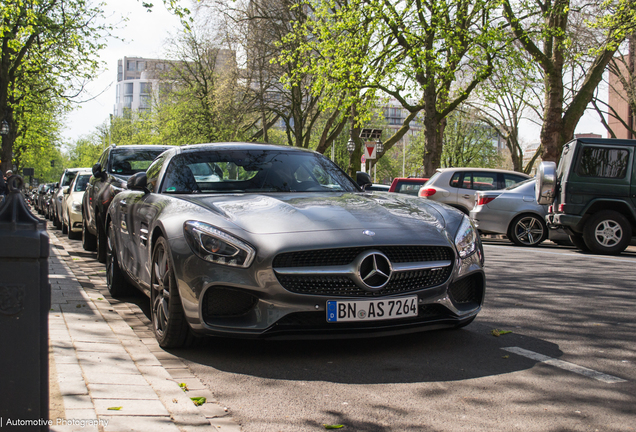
[0,175,50,431]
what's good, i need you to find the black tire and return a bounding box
[150,237,194,348]
[61,213,68,234]
[569,234,589,252]
[82,217,97,251]
[583,210,632,255]
[508,214,548,247]
[68,211,82,240]
[54,210,62,229]
[96,215,107,263]
[106,221,134,297]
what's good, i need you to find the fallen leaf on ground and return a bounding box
[502,355,509,359]
[191,397,206,406]
[107,407,122,411]
[491,329,512,337]
[324,425,344,429]
[179,383,189,392]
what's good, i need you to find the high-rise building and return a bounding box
[113,57,171,117]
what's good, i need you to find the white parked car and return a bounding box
[419,167,530,214]
[62,170,92,240]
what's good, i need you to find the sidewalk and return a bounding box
[47,225,241,432]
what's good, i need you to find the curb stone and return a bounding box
[47,223,240,432]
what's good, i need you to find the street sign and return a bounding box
[365,142,376,159]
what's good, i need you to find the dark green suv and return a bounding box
[536,137,636,255]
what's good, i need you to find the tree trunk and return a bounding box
[422,114,446,176]
[540,63,566,162]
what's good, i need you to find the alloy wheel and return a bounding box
[513,216,545,246]
[151,244,171,339]
[593,220,622,247]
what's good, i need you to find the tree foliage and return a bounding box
[0,0,113,173]
[283,0,509,176]
[502,0,636,163]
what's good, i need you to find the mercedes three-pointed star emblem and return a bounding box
[353,250,392,291]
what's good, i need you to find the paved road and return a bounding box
[177,240,636,432]
[51,219,636,432]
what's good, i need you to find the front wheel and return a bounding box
[150,237,194,348]
[96,215,107,263]
[509,214,547,247]
[583,210,632,255]
[106,221,134,297]
[82,217,97,251]
[61,212,68,234]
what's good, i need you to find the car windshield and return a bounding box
[504,177,535,191]
[74,174,92,192]
[110,148,168,175]
[161,149,359,194]
[61,172,77,187]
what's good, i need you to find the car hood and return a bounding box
[180,192,450,237]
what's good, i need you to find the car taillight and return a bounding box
[558,204,565,212]
[477,196,496,206]
[548,205,553,213]
[420,188,436,197]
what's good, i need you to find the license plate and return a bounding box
[326,296,418,323]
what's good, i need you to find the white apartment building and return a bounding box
[113,57,171,117]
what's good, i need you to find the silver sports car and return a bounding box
[106,143,485,347]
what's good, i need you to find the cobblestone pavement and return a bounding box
[46,218,241,432]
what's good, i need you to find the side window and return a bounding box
[504,174,527,188]
[145,156,165,193]
[471,172,498,191]
[576,146,629,179]
[459,173,472,189]
[450,172,461,188]
[98,149,109,169]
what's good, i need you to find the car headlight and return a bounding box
[72,201,81,212]
[183,221,255,268]
[454,216,477,259]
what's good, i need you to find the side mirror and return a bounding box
[93,162,102,177]
[55,182,60,189]
[356,171,373,190]
[62,186,70,195]
[127,172,149,193]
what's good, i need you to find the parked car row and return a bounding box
[35,143,487,349]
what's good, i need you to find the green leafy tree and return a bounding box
[66,136,107,169]
[502,0,636,163]
[0,0,113,173]
[287,0,508,176]
[439,109,503,168]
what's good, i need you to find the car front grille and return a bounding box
[276,266,453,297]
[273,246,455,297]
[273,246,454,268]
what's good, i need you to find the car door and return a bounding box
[122,155,167,290]
[457,171,499,212]
[85,148,109,231]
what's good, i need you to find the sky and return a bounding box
[61,0,183,143]
[60,0,608,147]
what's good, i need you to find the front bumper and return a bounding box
[171,237,486,340]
